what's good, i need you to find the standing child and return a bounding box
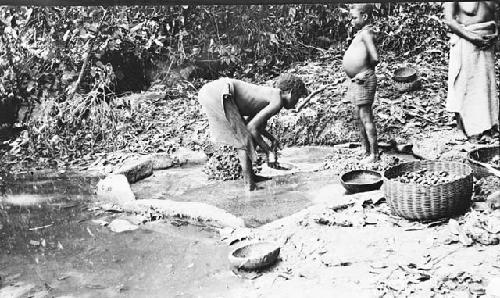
[342,3,379,163]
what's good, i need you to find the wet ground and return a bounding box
[0,194,243,297]
[0,146,349,297]
[132,146,342,227]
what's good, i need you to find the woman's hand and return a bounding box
[467,31,494,49]
[248,125,271,154]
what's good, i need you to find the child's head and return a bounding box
[275,74,308,109]
[349,3,374,28]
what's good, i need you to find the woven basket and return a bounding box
[393,67,417,83]
[383,161,473,220]
[394,79,422,92]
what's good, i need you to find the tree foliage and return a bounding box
[0,3,450,165]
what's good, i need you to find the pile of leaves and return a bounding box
[433,271,486,296]
[203,146,243,181]
[377,267,486,297]
[202,145,265,180]
[474,176,500,200]
[444,213,500,246]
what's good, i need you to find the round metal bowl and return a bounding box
[468,145,500,167]
[340,170,383,193]
[228,241,280,270]
[467,145,500,177]
[393,67,417,83]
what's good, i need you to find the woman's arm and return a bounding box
[443,2,491,48]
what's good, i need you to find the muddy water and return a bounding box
[0,196,241,297]
[0,195,92,254]
[132,146,341,227]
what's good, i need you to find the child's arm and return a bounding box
[247,100,281,153]
[362,30,379,68]
[261,129,280,150]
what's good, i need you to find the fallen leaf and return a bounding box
[447,219,461,235]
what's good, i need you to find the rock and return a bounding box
[122,199,245,229]
[486,190,500,211]
[120,214,148,225]
[150,153,175,170]
[448,219,461,235]
[412,137,446,160]
[96,174,136,205]
[485,216,500,234]
[108,219,139,233]
[412,130,456,160]
[114,157,153,184]
[0,282,35,298]
[171,147,207,165]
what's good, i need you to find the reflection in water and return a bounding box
[0,195,92,254]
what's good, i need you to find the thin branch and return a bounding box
[295,86,329,112]
[67,8,108,102]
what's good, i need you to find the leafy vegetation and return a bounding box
[0,3,453,171]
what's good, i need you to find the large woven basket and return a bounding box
[383,161,473,220]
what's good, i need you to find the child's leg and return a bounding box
[358,104,379,162]
[237,149,257,190]
[355,106,370,155]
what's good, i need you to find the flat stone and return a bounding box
[171,148,207,165]
[150,153,175,170]
[96,174,136,205]
[114,157,153,184]
[0,282,35,298]
[412,129,461,160]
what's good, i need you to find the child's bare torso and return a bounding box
[342,29,372,79]
[229,79,281,117]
